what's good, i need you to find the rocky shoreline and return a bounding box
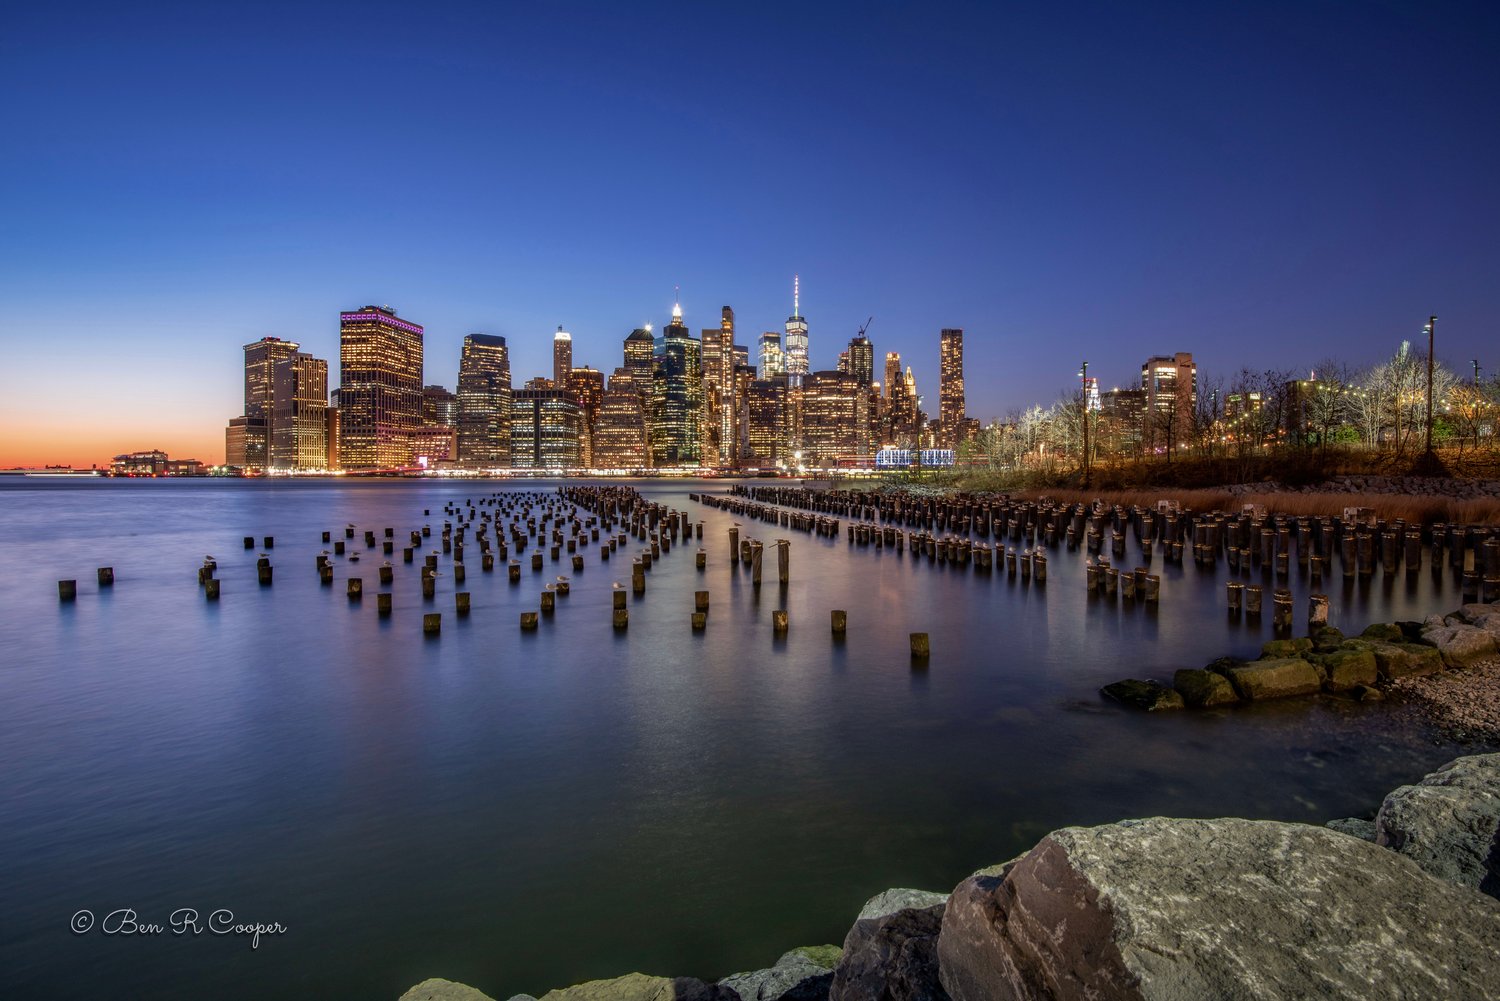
[399,753,1500,1001]
[1224,475,1500,500]
[1102,599,1500,723]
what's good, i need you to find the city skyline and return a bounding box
[3,2,1499,466]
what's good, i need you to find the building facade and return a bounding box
[802,370,867,466]
[552,326,572,386]
[565,366,605,467]
[511,386,580,469]
[649,304,702,467]
[939,327,965,448]
[1141,352,1197,451]
[338,305,424,469]
[593,386,649,469]
[270,353,329,470]
[783,276,808,387]
[456,333,512,467]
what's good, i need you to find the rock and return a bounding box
[1375,752,1500,899]
[1224,657,1321,700]
[936,817,1500,1001]
[1309,625,1345,652]
[1100,679,1183,711]
[1316,647,1378,691]
[1325,817,1377,841]
[399,981,497,1001]
[1202,656,1245,676]
[1260,637,1314,659]
[1370,641,1444,679]
[722,945,842,1001]
[1396,620,1427,642]
[1171,668,1238,707]
[539,973,737,1001]
[779,946,842,970]
[1420,623,1500,669]
[831,892,948,1001]
[1361,622,1405,643]
[1353,684,1384,702]
[857,889,948,921]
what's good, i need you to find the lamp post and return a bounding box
[1424,316,1436,458]
[1079,360,1090,487]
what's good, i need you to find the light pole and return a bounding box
[1079,360,1090,487]
[1424,316,1436,458]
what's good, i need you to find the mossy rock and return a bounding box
[1225,658,1322,700]
[1203,656,1246,677]
[1310,626,1346,652]
[1102,679,1184,711]
[1316,647,1378,692]
[778,945,842,970]
[1173,668,1240,708]
[1361,623,1405,643]
[1371,642,1443,680]
[1261,637,1314,659]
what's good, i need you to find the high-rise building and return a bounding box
[759,331,785,380]
[225,416,260,468]
[1141,352,1197,450]
[784,275,809,388]
[847,334,875,387]
[802,370,867,466]
[593,385,648,469]
[271,353,329,470]
[456,334,512,467]
[731,361,757,464]
[552,326,572,386]
[884,352,901,399]
[939,328,965,447]
[511,384,580,469]
[422,385,459,428]
[649,302,702,466]
[883,356,922,447]
[239,337,301,469]
[732,344,750,369]
[339,305,424,469]
[745,377,788,467]
[622,326,656,398]
[701,306,736,468]
[1100,387,1148,456]
[566,366,605,467]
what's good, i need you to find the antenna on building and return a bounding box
[794,275,800,316]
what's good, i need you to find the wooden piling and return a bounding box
[691,611,707,630]
[1308,593,1329,628]
[695,590,710,612]
[58,579,77,602]
[520,611,539,630]
[347,577,362,600]
[205,578,220,600]
[910,632,930,659]
[772,609,788,633]
[456,592,470,615]
[424,613,441,634]
[831,609,847,635]
[377,592,392,616]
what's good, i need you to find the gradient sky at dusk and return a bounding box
[2,1,1498,466]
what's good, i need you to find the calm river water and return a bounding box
[0,478,1489,1000]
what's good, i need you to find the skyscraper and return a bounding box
[593,384,648,470]
[456,333,512,467]
[552,326,572,386]
[422,385,458,428]
[847,334,875,387]
[701,306,736,467]
[784,275,808,388]
[339,305,424,469]
[565,366,605,467]
[939,328,965,448]
[649,301,702,466]
[745,377,788,467]
[240,337,300,469]
[511,382,580,469]
[759,331,785,380]
[271,352,329,470]
[622,326,656,396]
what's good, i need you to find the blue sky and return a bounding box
[2,0,1497,463]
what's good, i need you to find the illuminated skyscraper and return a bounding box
[759,331,785,380]
[338,305,424,469]
[622,326,656,397]
[701,306,736,467]
[649,301,702,466]
[552,326,572,385]
[511,383,580,469]
[939,328,965,448]
[593,384,648,469]
[422,385,458,428]
[802,370,867,466]
[566,366,605,467]
[456,333,512,467]
[745,377,788,467]
[240,337,300,469]
[271,353,329,470]
[884,352,901,400]
[784,275,808,387]
[847,334,874,387]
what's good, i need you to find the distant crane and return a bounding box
[858,317,873,339]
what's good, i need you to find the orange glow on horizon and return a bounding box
[1,418,223,470]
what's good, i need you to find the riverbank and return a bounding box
[400,752,1500,1001]
[1394,658,1500,742]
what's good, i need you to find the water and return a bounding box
[0,478,1487,1001]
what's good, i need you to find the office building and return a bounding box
[270,353,329,470]
[511,384,580,469]
[784,275,808,387]
[593,386,649,469]
[566,366,605,467]
[939,327,965,447]
[456,333,512,467]
[802,370,867,466]
[759,331,785,380]
[649,302,702,466]
[1141,352,1197,450]
[552,326,572,385]
[338,305,424,469]
[745,377,788,467]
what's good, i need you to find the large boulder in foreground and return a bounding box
[1421,622,1500,669]
[937,817,1500,1001]
[400,981,497,1001]
[538,973,738,1001]
[1376,752,1500,899]
[830,888,950,1001]
[1223,657,1321,700]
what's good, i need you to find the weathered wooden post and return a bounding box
[1245,583,1263,616]
[347,577,363,600]
[696,548,706,570]
[58,579,77,602]
[691,611,707,630]
[612,588,628,629]
[632,559,646,594]
[1308,593,1329,629]
[694,590,710,612]
[1143,574,1160,604]
[729,524,739,560]
[751,541,763,586]
[910,632,930,660]
[424,612,442,635]
[772,609,789,633]
[377,592,392,616]
[1272,588,1294,631]
[831,609,847,635]
[456,592,471,616]
[205,578,221,600]
[776,539,790,584]
[97,567,114,587]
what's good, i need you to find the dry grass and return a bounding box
[1014,488,1500,525]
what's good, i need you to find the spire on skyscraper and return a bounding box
[793,274,800,318]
